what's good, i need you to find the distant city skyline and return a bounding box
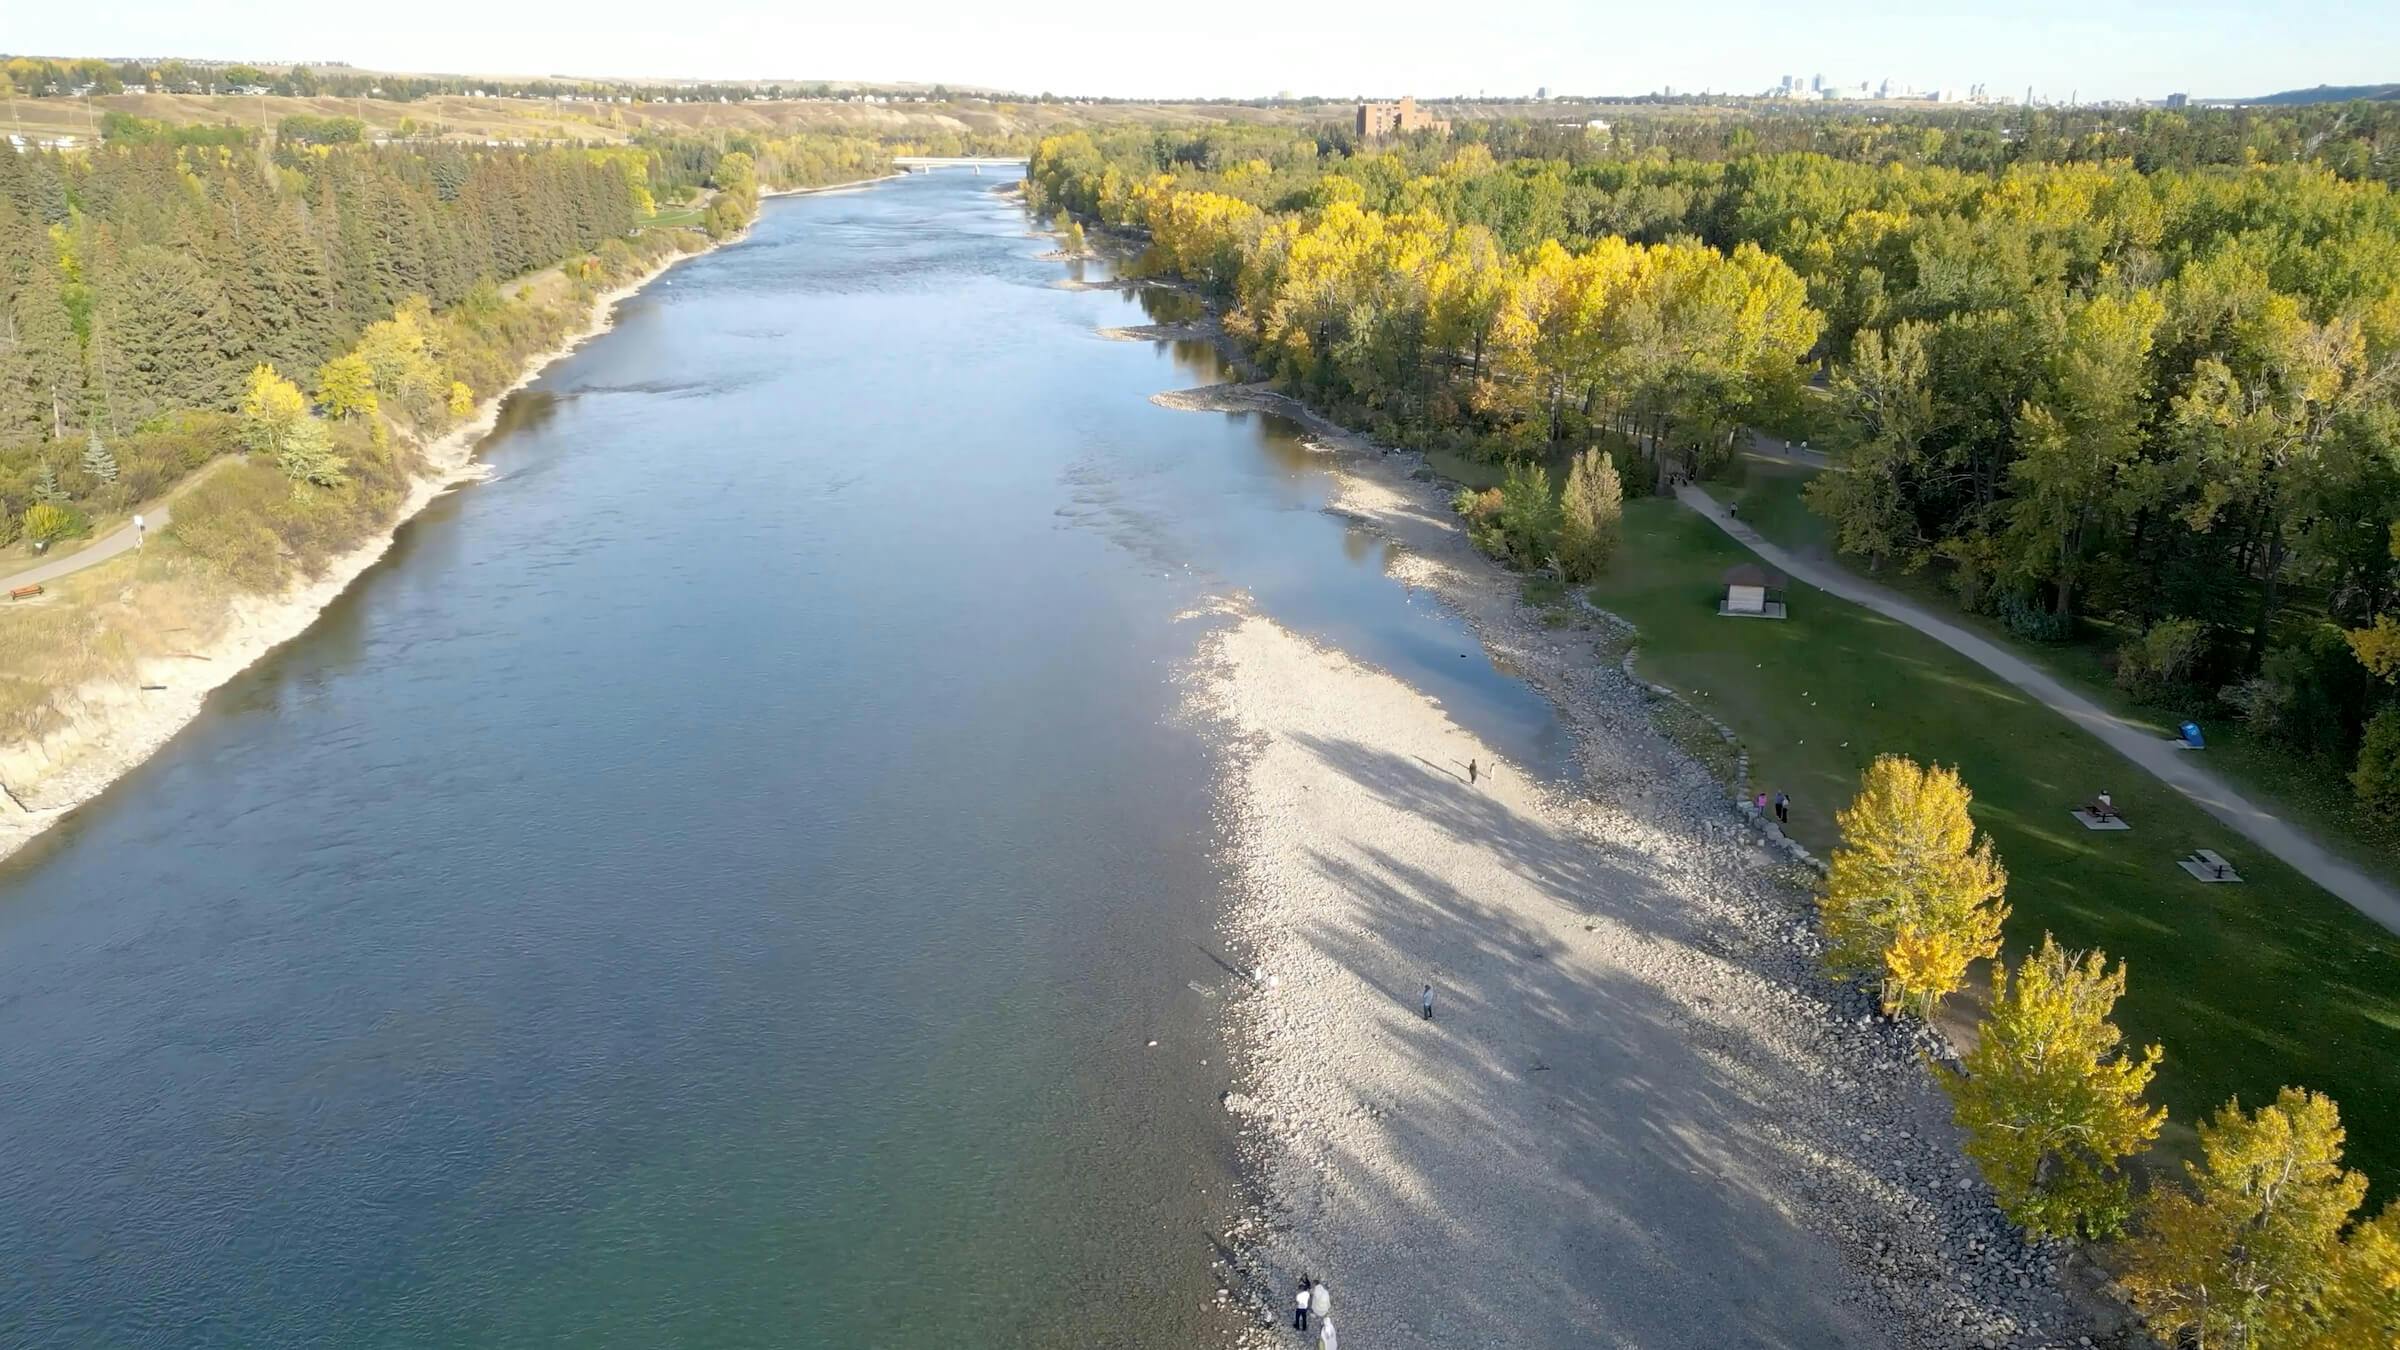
[11,0,2395,103]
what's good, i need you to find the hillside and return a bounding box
[2236,82,2400,105]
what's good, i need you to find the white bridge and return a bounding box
[893,156,1028,171]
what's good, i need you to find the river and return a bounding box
[0,168,1567,1347]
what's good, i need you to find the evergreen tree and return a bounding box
[33,458,66,504]
[6,237,82,440]
[80,427,118,484]
[92,243,238,428]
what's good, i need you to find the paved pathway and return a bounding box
[1739,427,1832,469]
[2,503,168,591]
[1675,481,2400,937]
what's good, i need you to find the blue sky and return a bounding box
[13,0,2396,102]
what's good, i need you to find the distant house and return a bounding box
[1357,96,1451,139]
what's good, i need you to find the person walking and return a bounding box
[1309,1281,1330,1326]
[1420,983,1435,1021]
[1293,1279,1312,1332]
[1317,1318,1338,1350]
[1773,790,1789,825]
[1753,791,1767,815]
[132,512,145,549]
[1467,757,1478,786]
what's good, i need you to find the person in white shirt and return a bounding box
[132,513,145,548]
[1293,1280,1311,1332]
[1317,1317,1338,1350]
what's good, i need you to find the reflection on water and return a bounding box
[1134,288,1206,325]
[484,386,560,439]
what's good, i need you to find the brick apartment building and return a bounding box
[1356,96,1451,139]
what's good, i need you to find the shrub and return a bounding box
[21,501,87,545]
[1996,591,2076,643]
[2234,626,2378,764]
[2353,708,2400,813]
[2115,618,2209,700]
[1614,447,1659,498]
[1492,462,1561,569]
[1454,485,1504,555]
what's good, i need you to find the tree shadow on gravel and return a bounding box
[1249,730,2060,1349]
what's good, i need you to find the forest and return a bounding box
[1028,101,2400,837]
[0,127,887,576]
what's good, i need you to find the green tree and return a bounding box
[1556,447,1623,581]
[1808,320,1932,570]
[3,232,83,440]
[1940,934,2164,1239]
[2123,1087,2367,1350]
[1821,754,2010,1018]
[79,427,118,485]
[1494,460,1562,569]
[91,243,239,428]
[2001,289,2164,619]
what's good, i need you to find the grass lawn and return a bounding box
[641,204,708,230]
[1722,457,2400,880]
[1589,495,2400,1197]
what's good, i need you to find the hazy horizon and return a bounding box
[12,0,2398,104]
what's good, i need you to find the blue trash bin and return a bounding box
[2181,721,2205,749]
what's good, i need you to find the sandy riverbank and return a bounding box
[1165,398,2111,1346]
[0,237,724,865]
[761,171,908,199]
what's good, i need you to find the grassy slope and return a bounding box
[1588,493,2400,1194]
[1726,457,2400,879]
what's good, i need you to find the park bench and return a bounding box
[8,583,42,601]
[2071,797,2130,831]
[2180,848,2242,883]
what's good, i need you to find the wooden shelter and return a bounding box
[1719,564,1788,619]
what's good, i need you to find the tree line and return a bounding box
[1030,130,1821,486]
[1826,754,2395,1349]
[1030,108,2400,843]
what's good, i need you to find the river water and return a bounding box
[0,169,1566,1347]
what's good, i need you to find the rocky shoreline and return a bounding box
[1151,370,2128,1344]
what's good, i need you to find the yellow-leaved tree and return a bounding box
[315,352,378,420]
[2294,1202,2400,1348]
[1821,754,2008,1017]
[1556,447,1623,582]
[1940,934,2164,1238]
[240,364,346,488]
[2123,1087,2366,1350]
